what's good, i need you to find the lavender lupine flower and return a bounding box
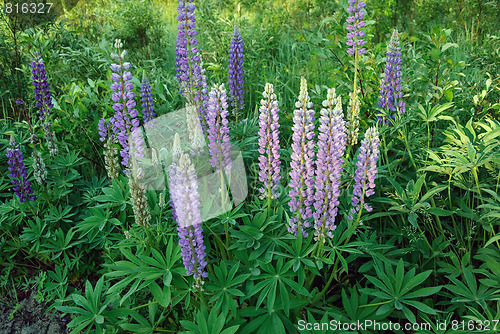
[98,118,108,142]
[346,89,360,146]
[313,90,346,243]
[168,133,183,223]
[346,0,367,56]
[258,83,281,201]
[169,151,207,281]
[175,0,209,129]
[206,84,232,175]
[347,127,380,221]
[108,39,142,168]
[228,26,244,114]
[288,77,315,237]
[6,137,36,203]
[141,72,155,127]
[31,52,53,120]
[378,29,405,123]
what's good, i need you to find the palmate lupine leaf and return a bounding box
[103,237,182,306]
[360,258,441,323]
[445,267,498,310]
[204,261,250,316]
[180,305,240,334]
[56,276,129,334]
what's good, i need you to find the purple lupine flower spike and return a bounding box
[288,77,315,237]
[6,136,36,203]
[258,83,281,201]
[31,52,58,156]
[228,26,244,115]
[31,52,53,121]
[108,39,142,168]
[206,84,232,175]
[98,118,108,142]
[378,29,405,123]
[175,0,208,130]
[141,72,155,127]
[169,149,207,282]
[347,127,380,221]
[346,0,367,56]
[313,90,346,243]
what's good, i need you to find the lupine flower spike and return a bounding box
[258,83,281,214]
[98,119,120,179]
[288,77,315,237]
[32,151,47,186]
[108,39,143,168]
[31,52,58,156]
[346,0,367,56]
[348,127,380,221]
[141,72,156,128]
[228,26,244,119]
[345,0,366,145]
[206,84,232,175]
[6,136,36,203]
[128,172,152,228]
[378,29,405,123]
[346,89,360,146]
[313,90,346,243]
[175,0,209,129]
[169,147,208,285]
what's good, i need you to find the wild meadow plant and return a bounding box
[3,2,499,333]
[378,29,406,124]
[313,89,346,244]
[31,52,58,156]
[169,134,208,288]
[288,77,315,237]
[257,83,281,215]
[228,26,244,120]
[6,136,36,203]
[345,0,367,146]
[175,0,209,129]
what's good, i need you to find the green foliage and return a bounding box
[0,0,499,332]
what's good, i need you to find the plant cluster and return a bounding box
[0,0,499,333]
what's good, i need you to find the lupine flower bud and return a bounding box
[44,127,58,157]
[104,136,120,179]
[228,26,244,113]
[313,90,346,243]
[258,83,281,200]
[6,137,36,203]
[128,174,151,227]
[347,127,380,220]
[169,152,207,282]
[158,192,166,208]
[346,89,360,146]
[141,72,156,127]
[186,104,205,157]
[378,29,405,123]
[346,0,367,56]
[206,84,232,175]
[288,77,315,237]
[32,151,47,186]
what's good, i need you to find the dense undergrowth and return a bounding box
[1,0,500,333]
